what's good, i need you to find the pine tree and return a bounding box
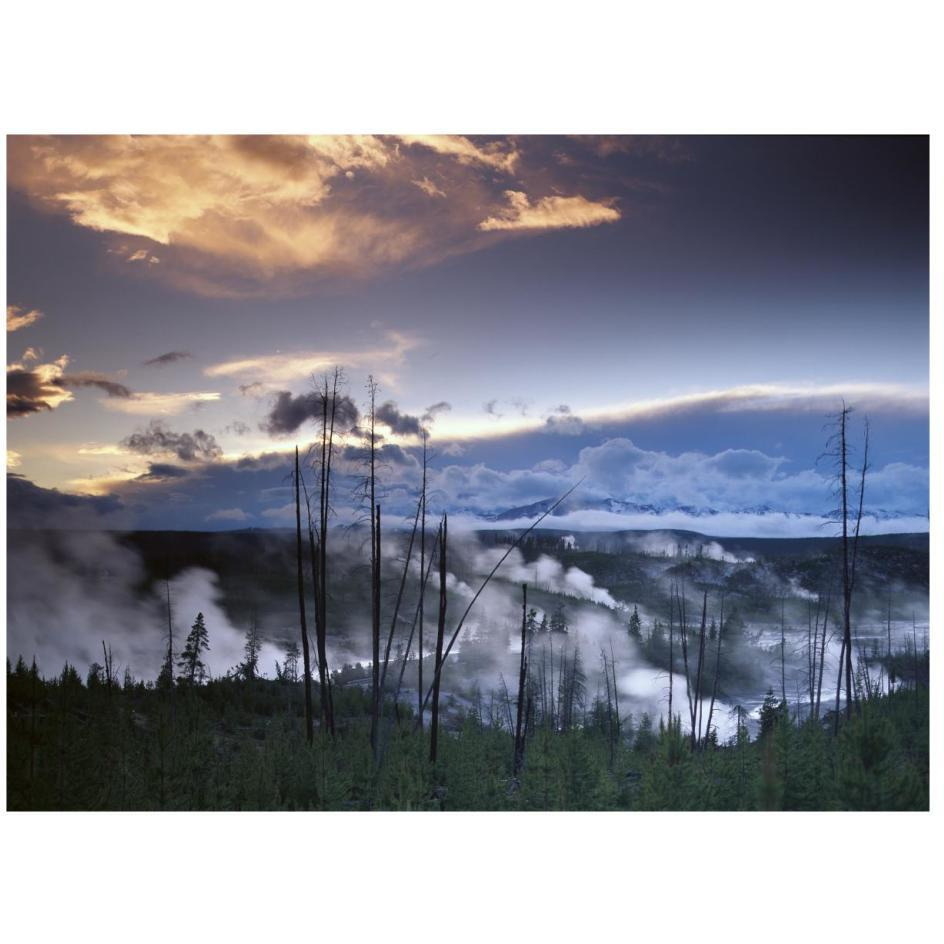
[282,640,300,683]
[177,612,210,685]
[549,602,568,634]
[240,615,261,681]
[758,688,786,739]
[628,605,642,640]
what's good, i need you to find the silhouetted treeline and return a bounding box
[6,647,928,811]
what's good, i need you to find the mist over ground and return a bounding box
[7,522,928,738]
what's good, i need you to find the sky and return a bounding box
[5,135,929,535]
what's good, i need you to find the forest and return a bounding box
[5,384,931,811]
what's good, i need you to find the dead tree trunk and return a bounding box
[379,497,421,695]
[371,503,381,757]
[609,639,621,746]
[692,591,707,749]
[676,585,695,742]
[416,480,583,727]
[310,368,341,737]
[780,596,787,706]
[601,648,615,768]
[839,404,854,720]
[833,634,846,735]
[163,577,175,687]
[102,640,113,694]
[815,592,830,720]
[704,593,724,746]
[295,446,313,746]
[886,594,893,695]
[418,430,427,728]
[513,583,529,777]
[429,515,447,764]
[667,584,675,728]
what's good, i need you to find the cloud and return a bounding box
[13,410,927,537]
[122,420,223,462]
[7,348,218,418]
[206,507,250,523]
[543,403,586,436]
[6,356,73,417]
[205,330,418,383]
[134,462,191,481]
[102,391,221,415]
[224,420,252,436]
[126,248,160,264]
[7,450,23,468]
[6,473,126,528]
[422,401,452,425]
[397,135,519,172]
[432,382,928,443]
[478,190,620,232]
[262,390,360,437]
[57,372,132,398]
[8,136,629,296]
[375,400,423,437]
[143,350,192,367]
[412,177,446,198]
[7,305,43,332]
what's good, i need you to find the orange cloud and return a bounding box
[7,305,43,332]
[397,134,519,172]
[478,190,620,231]
[8,135,631,296]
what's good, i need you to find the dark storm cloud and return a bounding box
[134,462,190,481]
[422,401,452,425]
[262,390,359,436]
[122,420,223,461]
[142,350,192,367]
[343,442,419,468]
[7,359,132,417]
[376,400,423,436]
[6,473,125,528]
[57,372,133,398]
[6,367,63,416]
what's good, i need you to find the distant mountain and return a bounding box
[485,494,920,525]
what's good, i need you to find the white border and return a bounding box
[2,2,941,941]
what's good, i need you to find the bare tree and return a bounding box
[417,430,428,728]
[692,591,707,748]
[667,582,675,728]
[815,596,830,720]
[371,503,381,756]
[704,592,725,746]
[827,404,870,720]
[676,584,695,741]
[513,583,529,777]
[416,480,583,727]
[295,446,313,745]
[305,367,349,737]
[885,593,893,695]
[429,514,447,764]
[364,377,382,757]
[779,596,787,707]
